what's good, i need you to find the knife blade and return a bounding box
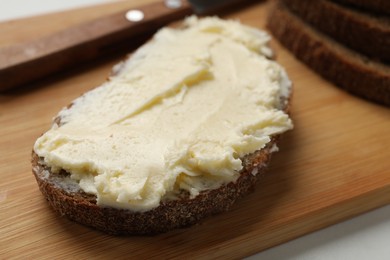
[0,0,249,91]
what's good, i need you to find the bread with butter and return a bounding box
[32,16,293,235]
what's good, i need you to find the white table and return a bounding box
[1,1,389,259]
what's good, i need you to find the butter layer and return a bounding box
[34,16,293,211]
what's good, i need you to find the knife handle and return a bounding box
[0,0,192,91]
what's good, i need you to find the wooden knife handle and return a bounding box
[0,0,192,91]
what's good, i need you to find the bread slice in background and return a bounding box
[267,0,390,106]
[282,0,390,63]
[332,0,390,15]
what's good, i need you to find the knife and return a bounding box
[0,0,248,91]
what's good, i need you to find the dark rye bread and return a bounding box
[332,0,390,15]
[282,0,390,62]
[267,0,390,106]
[31,136,284,235]
[31,25,292,235]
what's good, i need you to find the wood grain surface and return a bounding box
[1,1,389,259]
[0,0,192,91]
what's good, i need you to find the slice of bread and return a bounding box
[282,0,390,62]
[331,0,390,15]
[32,17,292,235]
[267,0,390,106]
[32,137,283,235]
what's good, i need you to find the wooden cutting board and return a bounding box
[1,1,389,258]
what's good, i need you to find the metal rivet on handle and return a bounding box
[125,10,144,22]
[165,0,182,9]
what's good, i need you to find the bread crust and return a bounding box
[267,0,390,106]
[332,0,390,15]
[282,0,390,62]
